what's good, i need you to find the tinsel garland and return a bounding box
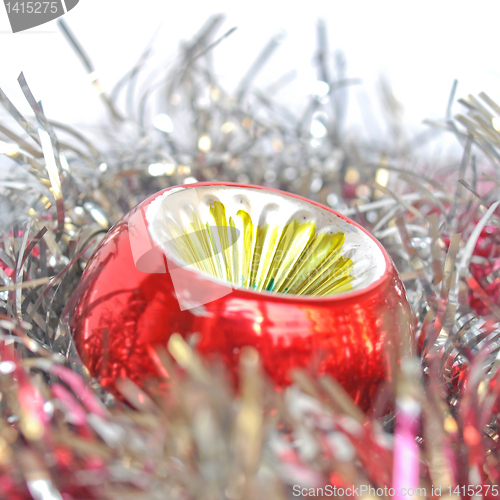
[0,15,499,499]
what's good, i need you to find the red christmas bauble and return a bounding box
[68,183,413,411]
[468,224,500,315]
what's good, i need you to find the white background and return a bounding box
[0,0,499,138]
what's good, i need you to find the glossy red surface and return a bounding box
[468,225,500,315]
[68,183,413,412]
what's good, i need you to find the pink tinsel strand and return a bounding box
[393,398,421,500]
